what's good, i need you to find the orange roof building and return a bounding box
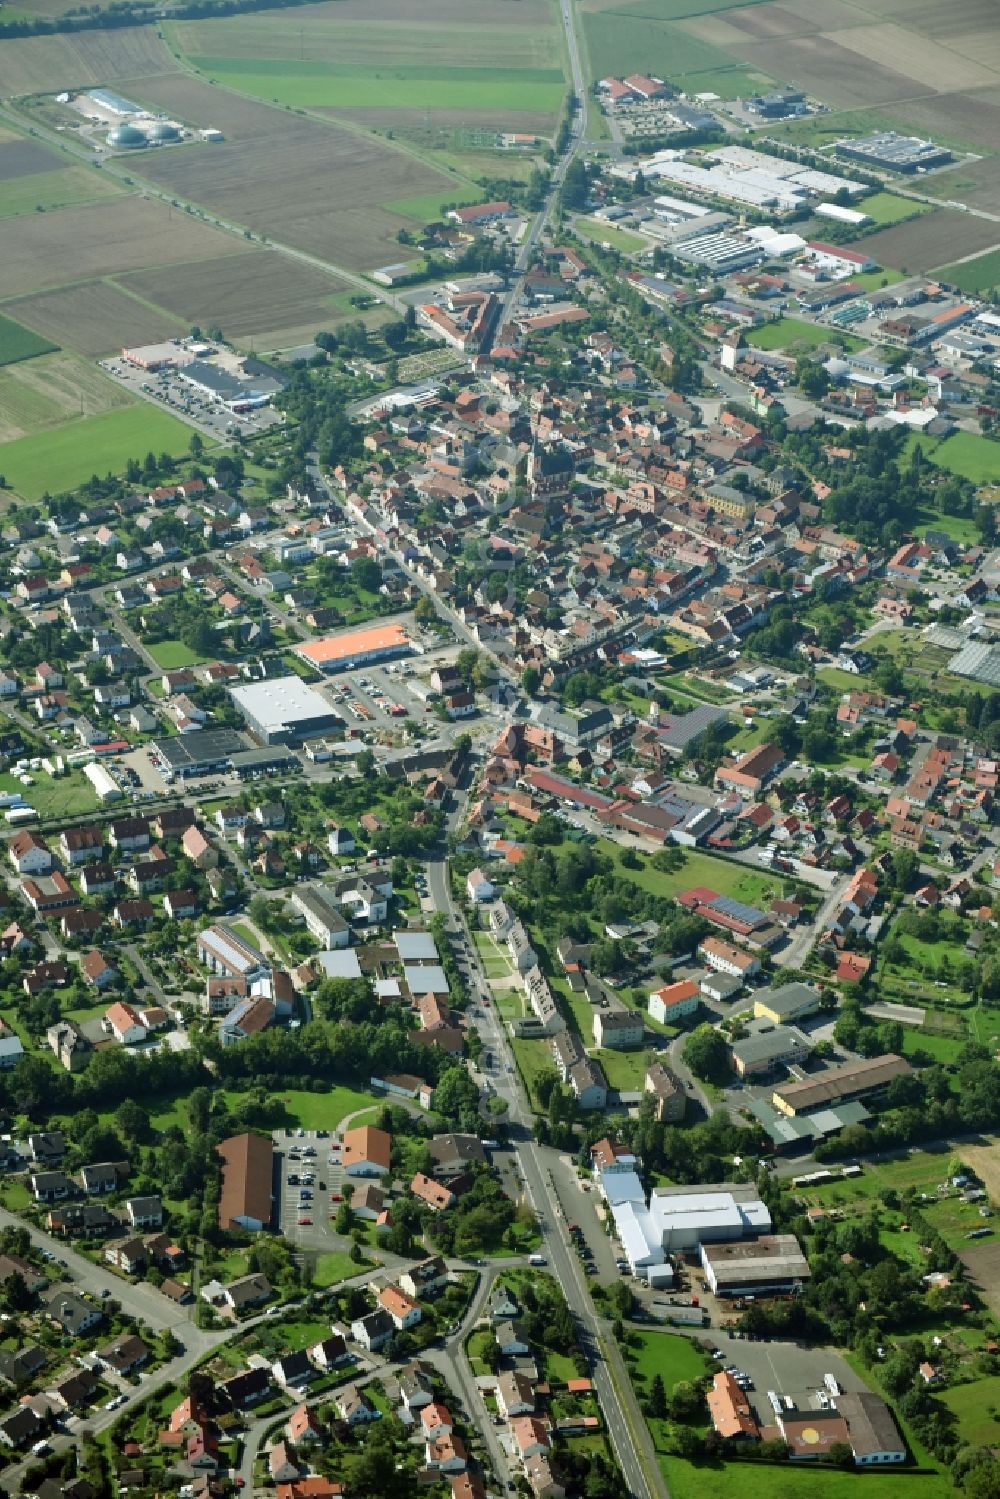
[707,1371,759,1441]
[295,622,410,671]
[341,1125,391,1177]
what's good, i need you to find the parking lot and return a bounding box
[100,355,281,444]
[691,1328,870,1423]
[273,1128,347,1252]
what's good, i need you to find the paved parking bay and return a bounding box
[273,1129,346,1252]
[691,1327,870,1421]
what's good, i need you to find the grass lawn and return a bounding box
[0,404,195,501]
[939,1375,1000,1446]
[312,1251,360,1288]
[511,1036,557,1108]
[0,1181,31,1211]
[598,839,777,908]
[575,216,648,254]
[746,317,863,353]
[145,640,211,669]
[660,1458,951,1499]
[630,1329,709,1387]
[0,768,99,820]
[858,191,932,227]
[387,189,481,222]
[0,310,57,367]
[0,165,123,221]
[270,1087,379,1132]
[921,431,1000,484]
[592,1045,651,1092]
[937,246,1000,297]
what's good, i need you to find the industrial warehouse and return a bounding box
[229,676,344,746]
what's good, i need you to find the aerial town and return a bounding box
[2,0,1000,1497]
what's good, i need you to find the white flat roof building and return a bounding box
[229,676,342,746]
[650,1183,771,1251]
[600,1168,646,1207]
[613,1200,666,1276]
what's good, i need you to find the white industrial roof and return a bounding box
[230,675,336,732]
[650,1188,772,1238]
[601,1168,645,1206]
[614,1201,664,1267]
[394,931,439,962]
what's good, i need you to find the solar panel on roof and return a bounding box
[709,895,768,927]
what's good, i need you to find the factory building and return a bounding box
[229,676,343,747]
[700,1234,811,1296]
[649,1182,771,1252]
[836,131,952,173]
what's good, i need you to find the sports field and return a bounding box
[746,317,859,353]
[922,431,1000,484]
[0,403,193,500]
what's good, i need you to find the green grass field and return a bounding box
[939,1375,1000,1447]
[598,839,778,908]
[576,216,648,253]
[145,640,210,670]
[387,189,481,222]
[0,768,99,819]
[0,404,194,500]
[608,0,768,17]
[858,191,932,227]
[746,317,862,353]
[191,55,565,113]
[312,1251,362,1288]
[661,1459,951,1499]
[938,247,1000,296]
[0,311,56,367]
[272,1087,380,1132]
[630,1330,709,1386]
[0,165,123,221]
[921,431,1000,484]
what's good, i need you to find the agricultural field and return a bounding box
[170,0,565,132]
[845,212,1000,275]
[0,24,175,97]
[134,111,467,272]
[582,11,738,84]
[0,310,56,366]
[0,196,241,301]
[120,249,352,348]
[0,350,134,443]
[5,280,186,358]
[922,156,1000,217]
[0,402,193,500]
[938,246,1000,296]
[0,162,124,219]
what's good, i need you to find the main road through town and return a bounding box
[426,819,666,1499]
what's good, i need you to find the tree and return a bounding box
[647,1373,667,1418]
[522,665,541,696]
[828,1442,856,1470]
[682,1023,730,1084]
[351,556,382,593]
[382,321,408,352]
